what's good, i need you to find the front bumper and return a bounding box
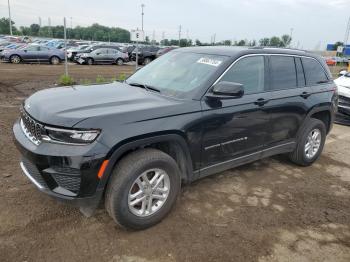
[335,95,350,125]
[13,119,110,212]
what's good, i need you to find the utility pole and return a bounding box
[141,4,145,31]
[38,17,42,27]
[213,33,216,45]
[290,28,294,47]
[63,17,68,77]
[178,25,182,47]
[186,29,189,46]
[48,17,52,37]
[7,0,13,35]
[344,16,350,48]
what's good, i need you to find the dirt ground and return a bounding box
[0,62,349,262]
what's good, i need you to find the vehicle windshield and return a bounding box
[126,51,228,99]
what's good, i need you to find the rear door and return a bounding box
[37,46,50,61]
[262,55,311,155]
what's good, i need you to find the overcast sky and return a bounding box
[0,0,349,49]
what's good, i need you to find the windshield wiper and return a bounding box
[127,82,161,93]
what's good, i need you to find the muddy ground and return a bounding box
[0,63,349,262]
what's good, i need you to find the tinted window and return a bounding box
[220,56,265,94]
[302,58,328,85]
[39,46,49,51]
[26,46,39,51]
[295,57,305,87]
[269,56,297,90]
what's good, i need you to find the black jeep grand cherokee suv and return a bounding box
[13,47,338,229]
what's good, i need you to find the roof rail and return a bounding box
[249,46,307,53]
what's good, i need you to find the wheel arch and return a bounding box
[9,54,22,61]
[298,105,333,139]
[100,132,194,190]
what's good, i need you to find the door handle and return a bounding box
[254,98,268,106]
[300,92,311,99]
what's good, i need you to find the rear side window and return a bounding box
[269,56,297,90]
[301,58,328,85]
[220,56,265,95]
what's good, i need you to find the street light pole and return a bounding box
[7,0,13,35]
[63,17,68,77]
[141,4,145,32]
[290,28,294,48]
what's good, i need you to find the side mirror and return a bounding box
[208,81,244,99]
[339,70,348,76]
[24,50,27,52]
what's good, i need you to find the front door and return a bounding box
[200,55,270,176]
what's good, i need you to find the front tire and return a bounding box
[105,149,181,230]
[10,55,21,64]
[144,57,152,65]
[87,58,94,65]
[288,118,326,166]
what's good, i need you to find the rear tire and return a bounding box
[50,56,60,65]
[144,57,152,65]
[288,118,326,166]
[105,148,181,230]
[10,55,21,64]
[116,58,124,66]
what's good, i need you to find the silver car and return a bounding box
[76,48,129,65]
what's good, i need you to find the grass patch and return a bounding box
[59,74,74,86]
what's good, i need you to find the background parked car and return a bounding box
[122,45,136,61]
[156,46,178,57]
[131,46,161,65]
[334,71,350,125]
[2,45,65,64]
[73,44,123,62]
[76,48,129,65]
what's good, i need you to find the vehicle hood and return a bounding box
[335,76,350,97]
[24,82,190,127]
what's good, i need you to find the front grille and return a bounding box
[339,95,350,107]
[20,108,44,145]
[21,157,48,189]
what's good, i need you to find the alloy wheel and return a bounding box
[305,128,321,159]
[128,168,170,217]
[11,55,20,64]
[51,57,59,65]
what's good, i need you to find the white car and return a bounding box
[334,71,350,125]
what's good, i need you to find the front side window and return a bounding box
[302,58,328,85]
[269,56,297,90]
[220,56,265,95]
[126,51,228,99]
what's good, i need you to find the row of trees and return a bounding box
[160,35,291,48]
[1,17,292,47]
[0,18,130,42]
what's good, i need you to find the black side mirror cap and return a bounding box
[207,81,244,99]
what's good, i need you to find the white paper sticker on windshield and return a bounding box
[197,57,222,67]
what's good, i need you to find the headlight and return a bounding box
[43,126,100,145]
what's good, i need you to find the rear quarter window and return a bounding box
[301,58,328,86]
